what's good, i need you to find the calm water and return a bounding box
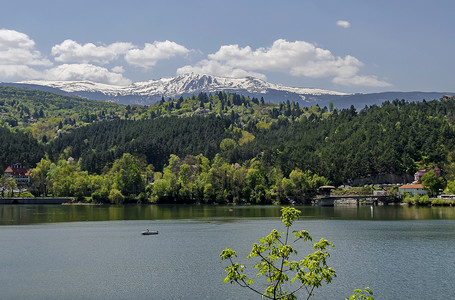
[1,204,455,299]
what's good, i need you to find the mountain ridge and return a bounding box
[4,73,453,108]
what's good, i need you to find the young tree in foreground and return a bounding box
[220,207,336,300]
[346,287,374,300]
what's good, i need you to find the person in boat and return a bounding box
[146,229,149,232]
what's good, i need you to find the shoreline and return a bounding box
[0,196,454,207]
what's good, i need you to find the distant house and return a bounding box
[4,164,31,185]
[413,170,426,183]
[413,167,440,183]
[399,184,427,196]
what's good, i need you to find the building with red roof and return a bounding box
[398,183,427,196]
[413,167,441,183]
[4,164,31,185]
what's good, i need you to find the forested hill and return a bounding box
[46,116,233,173]
[0,86,126,142]
[0,86,126,121]
[0,126,44,171]
[2,85,455,187]
[42,97,455,186]
[233,98,455,185]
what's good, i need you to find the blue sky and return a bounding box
[1,0,454,93]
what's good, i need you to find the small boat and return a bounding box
[142,230,159,235]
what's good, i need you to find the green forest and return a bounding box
[1,86,455,204]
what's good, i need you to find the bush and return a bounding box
[402,193,431,205]
[136,192,148,203]
[19,190,34,197]
[359,186,373,195]
[92,188,109,203]
[108,189,124,204]
[431,198,454,206]
[402,193,412,204]
[418,194,430,205]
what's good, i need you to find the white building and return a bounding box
[399,184,427,196]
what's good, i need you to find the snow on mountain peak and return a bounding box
[18,73,350,104]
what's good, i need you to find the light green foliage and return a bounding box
[0,86,126,137]
[446,179,455,195]
[179,164,192,185]
[346,287,374,300]
[167,154,180,171]
[31,154,146,201]
[220,138,237,151]
[220,207,335,300]
[238,130,255,145]
[256,121,271,130]
[282,169,328,201]
[421,170,444,197]
[0,175,17,197]
[19,190,34,197]
[6,177,17,196]
[430,198,454,206]
[46,160,91,198]
[147,154,329,204]
[403,193,430,205]
[110,153,145,197]
[108,188,124,204]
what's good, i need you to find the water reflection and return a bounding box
[1,204,455,225]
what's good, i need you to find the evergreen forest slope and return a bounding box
[2,86,455,188]
[47,116,232,173]
[235,99,455,185]
[0,126,44,171]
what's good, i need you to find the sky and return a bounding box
[0,0,454,93]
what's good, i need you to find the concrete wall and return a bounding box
[334,198,359,205]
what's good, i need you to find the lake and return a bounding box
[1,204,455,299]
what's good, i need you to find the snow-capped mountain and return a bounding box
[16,73,348,105]
[9,73,451,108]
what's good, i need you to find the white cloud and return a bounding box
[0,29,51,66]
[0,29,35,50]
[337,20,351,28]
[111,66,125,73]
[0,29,389,88]
[0,29,192,83]
[52,40,133,64]
[125,40,190,67]
[44,64,132,85]
[178,39,390,87]
[177,60,267,80]
[0,65,43,80]
[333,75,391,87]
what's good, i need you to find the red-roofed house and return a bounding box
[413,167,441,183]
[4,164,31,185]
[399,184,427,196]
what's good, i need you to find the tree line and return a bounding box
[29,152,328,205]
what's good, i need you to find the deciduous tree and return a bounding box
[220,207,336,300]
[421,170,444,197]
